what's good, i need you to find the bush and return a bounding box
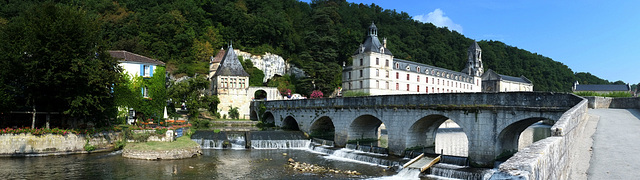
[114,140,126,150]
[342,90,370,97]
[575,91,632,97]
[191,119,210,130]
[130,132,152,142]
[228,106,239,119]
[84,143,96,152]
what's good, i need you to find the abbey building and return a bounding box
[342,23,484,95]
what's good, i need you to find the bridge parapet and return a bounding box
[259,92,582,110]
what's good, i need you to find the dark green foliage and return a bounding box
[167,75,216,119]
[190,119,211,130]
[239,56,265,86]
[228,106,239,119]
[575,72,611,85]
[0,2,121,127]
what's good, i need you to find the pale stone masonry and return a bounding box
[342,23,483,95]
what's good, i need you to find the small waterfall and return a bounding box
[428,163,493,180]
[440,155,469,166]
[371,168,421,180]
[307,145,402,168]
[193,139,226,149]
[345,144,389,154]
[251,140,311,149]
[227,133,246,149]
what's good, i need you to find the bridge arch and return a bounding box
[347,115,384,142]
[282,116,300,131]
[406,114,469,156]
[262,111,275,124]
[310,116,335,141]
[497,117,552,159]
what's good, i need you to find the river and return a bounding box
[0,121,550,179]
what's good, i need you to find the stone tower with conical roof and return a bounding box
[211,43,251,119]
[462,41,484,77]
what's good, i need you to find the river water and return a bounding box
[0,121,550,179]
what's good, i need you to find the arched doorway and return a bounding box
[254,90,267,100]
[310,116,335,141]
[282,116,300,131]
[406,115,469,157]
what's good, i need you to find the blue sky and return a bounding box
[304,0,640,84]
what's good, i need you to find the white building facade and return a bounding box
[342,23,483,95]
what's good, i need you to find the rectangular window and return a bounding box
[426,77,429,83]
[406,74,410,80]
[360,70,363,77]
[348,72,351,80]
[426,86,429,93]
[396,72,399,79]
[349,82,352,89]
[406,84,410,91]
[396,83,399,90]
[360,81,363,89]
[360,59,363,66]
[142,65,151,77]
[376,80,380,89]
[376,69,379,77]
[417,85,420,92]
[385,59,389,67]
[142,86,148,98]
[376,58,379,65]
[386,71,389,78]
[417,75,420,82]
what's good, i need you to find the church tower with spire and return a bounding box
[462,41,484,77]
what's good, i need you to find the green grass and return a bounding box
[342,90,370,97]
[124,136,198,151]
[213,118,252,121]
[575,91,632,97]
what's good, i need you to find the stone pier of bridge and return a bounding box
[251,92,582,167]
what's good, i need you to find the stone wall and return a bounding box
[0,132,123,156]
[122,145,201,160]
[582,96,640,109]
[491,96,588,180]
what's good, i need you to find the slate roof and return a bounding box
[109,50,165,65]
[393,58,474,83]
[482,69,532,84]
[574,84,630,91]
[213,44,249,77]
[469,41,481,51]
[353,22,393,56]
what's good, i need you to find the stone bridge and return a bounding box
[250,92,584,167]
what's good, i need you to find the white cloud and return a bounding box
[413,9,463,33]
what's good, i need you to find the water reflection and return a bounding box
[0,149,394,179]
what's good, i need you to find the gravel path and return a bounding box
[587,109,640,179]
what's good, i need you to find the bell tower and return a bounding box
[464,41,484,76]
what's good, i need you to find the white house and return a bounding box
[342,23,483,96]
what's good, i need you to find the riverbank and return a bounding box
[0,132,122,157]
[122,136,202,160]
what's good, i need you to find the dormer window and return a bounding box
[405,66,410,71]
[417,66,420,73]
[380,47,384,53]
[395,63,399,69]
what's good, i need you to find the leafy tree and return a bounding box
[0,2,120,128]
[114,67,167,124]
[167,75,216,119]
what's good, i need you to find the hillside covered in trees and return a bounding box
[0,0,626,94]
